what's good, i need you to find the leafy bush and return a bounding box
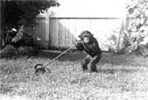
[0,45,36,58]
[1,0,60,49]
[17,46,34,55]
[0,45,18,58]
[5,26,34,48]
[120,0,148,56]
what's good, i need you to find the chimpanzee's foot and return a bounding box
[82,68,88,71]
[82,65,88,72]
[91,67,98,73]
[91,70,98,73]
[82,68,89,73]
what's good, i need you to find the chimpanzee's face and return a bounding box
[84,36,90,43]
[79,31,93,43]
[83,32,92,43]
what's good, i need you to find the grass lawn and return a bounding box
[0,52,148,100]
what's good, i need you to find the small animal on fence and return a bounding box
[75,30,102,72]
[34,64,51,75]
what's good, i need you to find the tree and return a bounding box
[118,0,148,56]
[2,0,59,30]
[0,0,60,49]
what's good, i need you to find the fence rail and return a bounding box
[48,17,123,50]
[50,17,121,19]
[30,16,133,50]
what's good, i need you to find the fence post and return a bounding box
[116,12,128,52]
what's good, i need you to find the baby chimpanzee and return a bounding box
[75,30,102,72]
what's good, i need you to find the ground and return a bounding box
[0,52,148,100]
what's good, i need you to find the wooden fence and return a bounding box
[32,17,125,51]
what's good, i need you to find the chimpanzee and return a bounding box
[75,30,102,72]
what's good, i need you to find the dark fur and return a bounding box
[75,40,84,50]
[75,30,102,72]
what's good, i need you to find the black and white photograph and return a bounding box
[1,0,148,99]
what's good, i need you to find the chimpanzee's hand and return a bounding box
[76,40,85,44]
[75,40,84,50]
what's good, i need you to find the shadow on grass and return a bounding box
[100,53,148,66]
[99,53,133,65]
[35,51,147,66]
[34,51,148,74]
[97,68,140,74]
[3,50,148,67]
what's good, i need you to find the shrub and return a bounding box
[0,45,18,58]
[17,46,34,56]
[116,0,148,56]
[0,45,37,58]
[5,26,34,48]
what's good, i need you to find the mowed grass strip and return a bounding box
[0,52,148,100]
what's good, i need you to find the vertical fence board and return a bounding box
[54,19,59,47]
[48,17,123,50]
[32,17,134,51]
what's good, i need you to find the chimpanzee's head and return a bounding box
[78,30,93,43]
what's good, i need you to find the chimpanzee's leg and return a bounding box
[81,55,91,71]
[90,54,101,72]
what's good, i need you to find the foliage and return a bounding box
[11,25,24,43]
[4,26,34,47]
[17,46,34,55]
[0,45,38,58]
[1,0,59,49]
[1,27,42,58]
[0,44,17,58]
[2,0,59,31]
[124,0,148,56]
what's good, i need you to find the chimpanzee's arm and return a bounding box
[83,38,101,56]
[75,40,85,50]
